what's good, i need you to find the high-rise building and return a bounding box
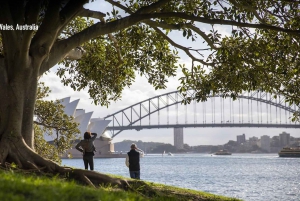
[279,132,290,147]
[260,135,271,152]
[249,136,259,146]
[174,128,184,149]
[237,133,246,144]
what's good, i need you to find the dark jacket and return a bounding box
[75,133,97,155]
[127,149,141,171]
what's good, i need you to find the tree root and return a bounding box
[67,169,130,190]
[1,161,131,191]
[1,160,166,199]
[127,180,159,197]
[1,143,131,191]
[80,174,96,188]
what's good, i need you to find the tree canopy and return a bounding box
[0,0,299,189]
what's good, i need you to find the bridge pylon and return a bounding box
[174,128,184,149]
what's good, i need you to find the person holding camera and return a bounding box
[75,131,97,170]
[125,143,144,179]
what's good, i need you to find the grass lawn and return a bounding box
[0,169,242,201]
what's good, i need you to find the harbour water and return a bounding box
[62,154,299,201]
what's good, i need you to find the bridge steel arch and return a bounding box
[103,90,300,138]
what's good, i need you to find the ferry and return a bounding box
[214,149,232,155]
[278,146,300,157]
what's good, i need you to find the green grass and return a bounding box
[0,169,242,201]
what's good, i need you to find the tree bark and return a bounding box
[0,57,37,160]
[0,60,130,189]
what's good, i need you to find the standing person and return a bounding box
[125,143,144,179]
[75,132,97,170]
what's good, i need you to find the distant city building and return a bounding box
[260,135,271,152]
[279,132,290,147]
[290,137,300,146]
[174,128,184,149]
[237,133,246,144]
[270,136,281,153]
[249,136,259,146]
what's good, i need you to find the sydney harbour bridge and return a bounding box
[103,90,300,138]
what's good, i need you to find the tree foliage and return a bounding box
[0,1,299,108]
[58,16,178,106]
[34,82,80,163]
[175,1,300,112]
[0,0,299,189]
[58,0,300,118]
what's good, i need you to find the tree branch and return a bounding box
[60,0,89,23]
[72,1,171,67]
[40,0,179,75]
[135,0,172,14]
[22,0,43,57]
[143,20,187,30]
[30,0,64,58]
[78,8,105,19]
[0,1,18,59]
[105,0,128,12]
[78,8,122,66]
[64,47,85,60]
[141,12,300,34]
[228,0,267,24]
[151,26,212,66]
[40,1,300,75]
[185,24,218,50]
[34,120,69,132]
[106,1,218,59]
[106,0,171,14]
[8,1,25,26]
[145,20,218,50]
[40,14,148,75]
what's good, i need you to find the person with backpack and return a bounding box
[75,131,97,170]
[125,143,144,179]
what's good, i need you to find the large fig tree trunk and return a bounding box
[0,0,130,190]
[0,59,129,189]
[0,58,129,190]
[0,57,50,167]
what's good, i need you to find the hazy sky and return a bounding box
[40,1,300,146]
[40,67,300,146]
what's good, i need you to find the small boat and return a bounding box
[214,149,232,155]
[278,146,300,157]
[168,152,173,156]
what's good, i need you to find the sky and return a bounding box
[40,66,300,146]
[40,1,300,146]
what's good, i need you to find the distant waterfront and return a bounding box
[62,153,299,201]
[112,133,299,155]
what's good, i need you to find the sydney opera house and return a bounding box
[50,97,125,158]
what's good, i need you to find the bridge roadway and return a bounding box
[106,123,300,131]
[103,90,300,137]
